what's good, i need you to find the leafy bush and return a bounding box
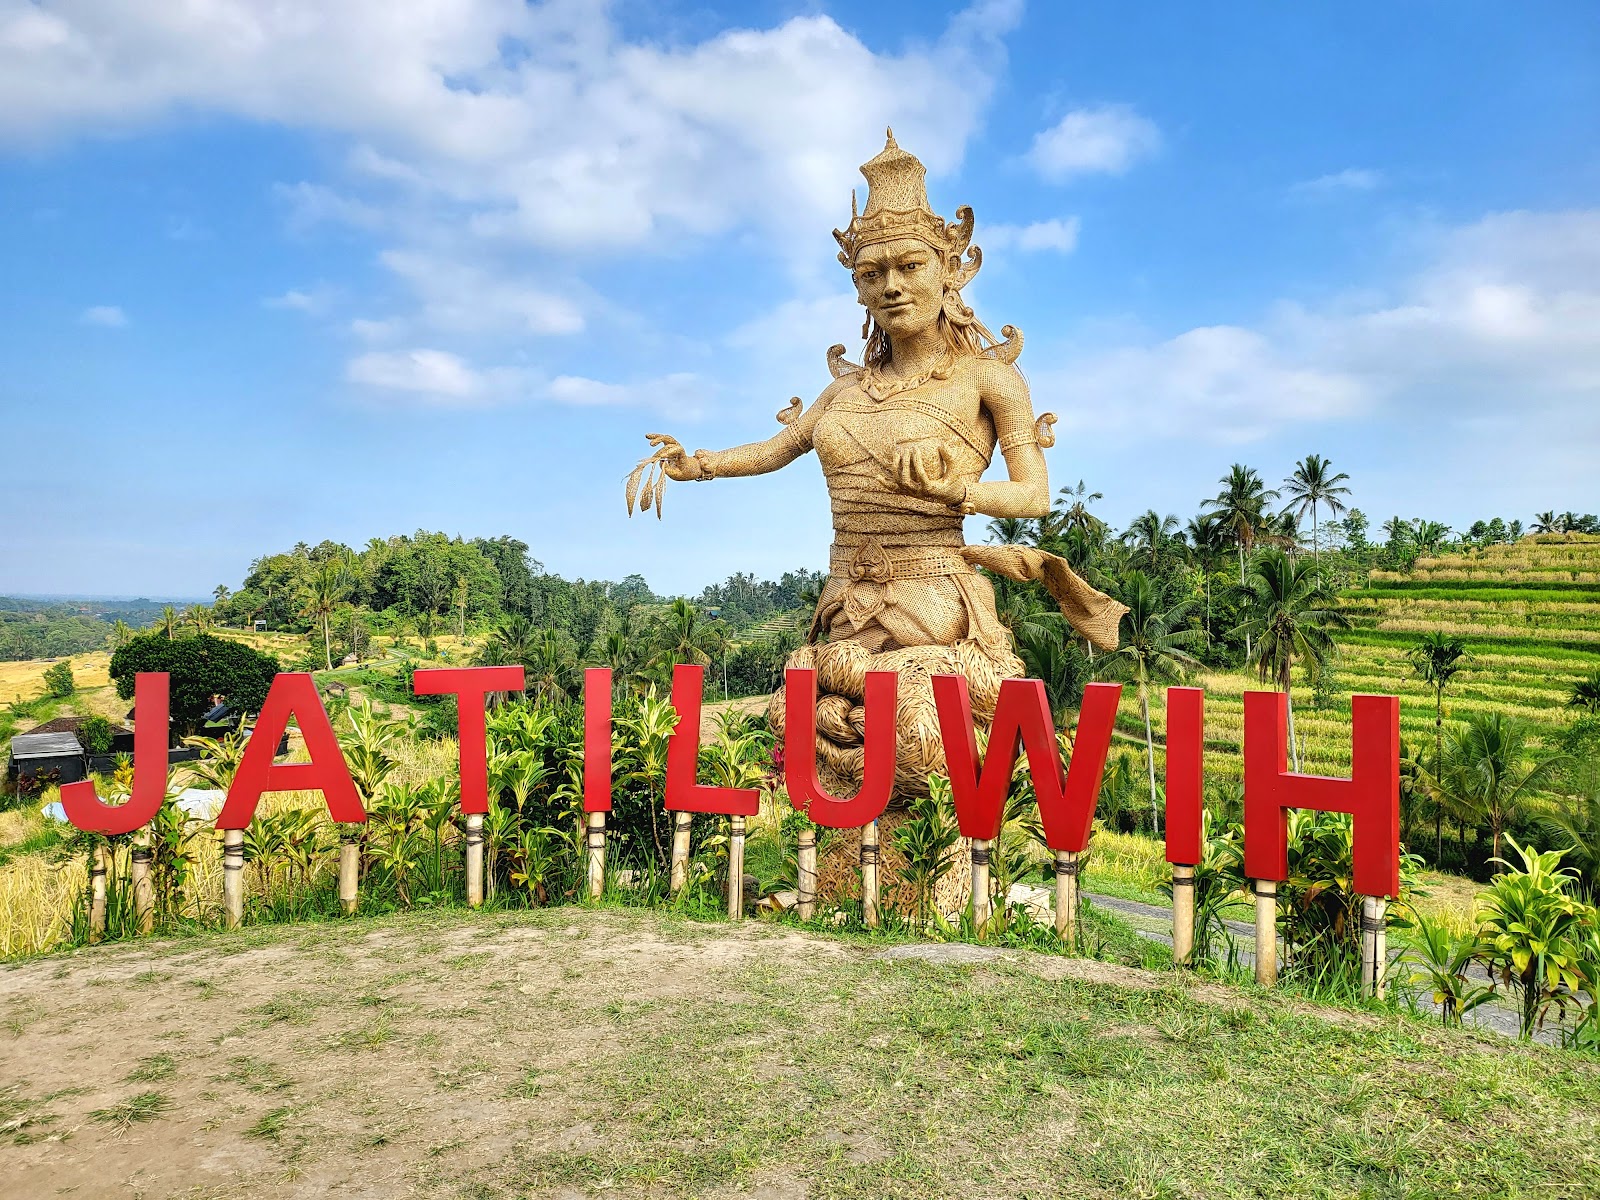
[109,633,280,733]
[42,661,75,698]
[78,715,116,755]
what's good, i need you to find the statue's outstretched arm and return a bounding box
[962,361,1052,518]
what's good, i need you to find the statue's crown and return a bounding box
[834,129,974,269]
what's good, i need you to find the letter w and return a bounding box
[932,677,1121,851]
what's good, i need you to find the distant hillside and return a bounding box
[1119,534,1600,784]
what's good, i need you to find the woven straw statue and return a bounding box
[629,130,1126,799]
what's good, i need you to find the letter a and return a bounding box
[215,673,366,829]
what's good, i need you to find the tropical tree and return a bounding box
[1476,839,1590,1037]
[1053,479,1106,542]
[1184,512,1229,642]
[1281,454,1352,563]
[1567,670,1600,715]
[1408,632,1471,862]
[160,605,178,640]
[301,557,354,672]
[1434,713,1565,866]
[1203,464,1279,656]
[1232,548,1351,771]
[1533,511,1564,534]
[1122,510,1184,575]
[1096,571,1203,829]
[1013,617,1086,727]
[659,597,723,670]
[1413,520,1452,555]
[986,516,1033,545]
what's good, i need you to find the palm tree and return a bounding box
[1097,571,1203,830]
[160,605,178,640]
[1013,617,1085,728]
[1185,512,1229,642]
[986,516,1033,545]
[1567,670,1600,715]
[1433,713,1565,866]
[184,603,209,633]
[301,558,354,672]
[1408,631,1471,863]
[1532,511,1564,534]
[1122,510,1184,574]
[1232,549,1351,771]
[1053,480,1106,541]
[1281,454,1352,563]
[1413,520,1452,555]
[1535,789,1600,891]
[1203,464,1279,657]
[660,597,721,668]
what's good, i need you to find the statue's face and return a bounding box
[853,238,946,339]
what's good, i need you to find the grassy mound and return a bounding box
[1,906,1594,1198]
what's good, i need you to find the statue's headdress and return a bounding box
[833,129,981,294]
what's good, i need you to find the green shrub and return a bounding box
[78,714,116,755]
[109,633,280,734]
[42,661,75,698]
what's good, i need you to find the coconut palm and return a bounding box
[1533,511,1564,534]
[1185,512,1229,642]
[160,605,178,639]
[1203,464,1279,657]
[1232,548,1351,771]
[1567,670,1600,715]
[1053,479,1106,542]
[986,516,1033,545]
[1096,571,1203,829]
[1281,454,1352,563]
[301,557,354,672]
[1408,631,1471,862]
[1433,713,1566,867]
[1013,616,1085,728]
[1122,510,1185,574]
[660,597,722,669]
[1535,789,1600,891]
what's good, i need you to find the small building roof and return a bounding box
[10,732,85,760]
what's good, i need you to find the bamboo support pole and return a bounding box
[970,839,992,932]
[860,820,880,929]
[796,827,817,921]
[89,845,108,942]
[1171,863,1195,967]
[130,835,154,935]
[222,828,245,930]
[586,811,606,899]
[1054,850,1079,950]
[1253,879,1277,986]
[1361,896,1388,998]
[669,811,692,893]
[727,815,746,919]
[338,840,359,915]
[464,813,485,908]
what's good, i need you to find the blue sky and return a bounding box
[1,0,1596,598]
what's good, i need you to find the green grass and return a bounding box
[90,1090,172,1131]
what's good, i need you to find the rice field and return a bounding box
[1117,534,1600,782]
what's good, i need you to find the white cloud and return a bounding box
[346,348,483,400]
[80,304,126,327]
[1040,209,1600,474]
[1026,105,1160,181]
[264,287,334,315]
[378,249,584,336]
[981,216,1080,254]
[1291,168,1384,196]
[546,372,702,414]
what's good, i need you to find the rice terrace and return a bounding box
[4,4,1600,1198]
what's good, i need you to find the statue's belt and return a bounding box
[826,539,1129,652]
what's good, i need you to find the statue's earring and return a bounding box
[942,288,973,327]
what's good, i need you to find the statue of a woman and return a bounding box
[630,131,1124,797]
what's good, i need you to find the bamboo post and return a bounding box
[89,845,108,942]
[586,811,606,899]
[860,820,880,929]
[1054,850,1079,950]
[464,812,485,908]
[130,834,154,935]
[669,811,692,893]
[1171,863,1195,967]
[727,815,746,919]
[970,839,992,932]
[1253,879,1277,986]
[338,839,359,915]
[1361,896,1388,998]
[222,828,245,929]
[796,826,817,921]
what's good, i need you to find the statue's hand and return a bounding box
[645,433,703,481]
[892,443,966,506]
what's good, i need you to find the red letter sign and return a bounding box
[215,673,366,829]
[1243,691,1400,898]
[1165,686,1204,866]
[583,667,613,813]
[664,664,759,816]
[413,666,525,815]
[783,667,897,828]
[60,672,170,835]
[932,676,1121,852]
